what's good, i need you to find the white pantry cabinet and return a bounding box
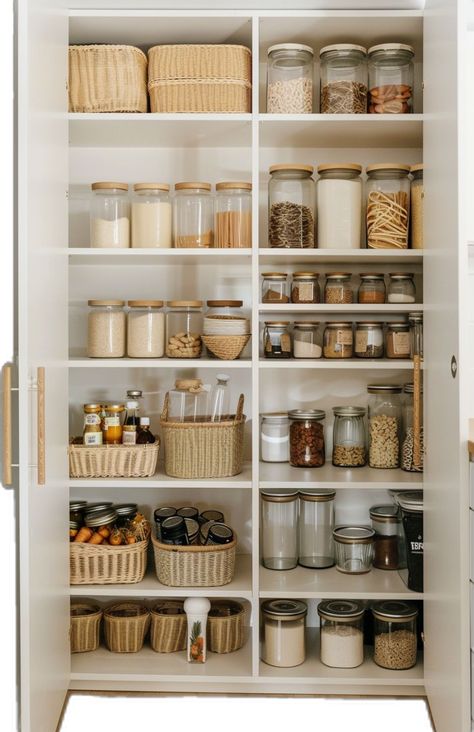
[3,1,473,730]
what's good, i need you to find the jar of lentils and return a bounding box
[324,272,353,304]
[288,409,325,468]
[358,273,386,304]
[367,384,402,469]
[291,272,320,303]
[323,322,353,359]
[268,164,315,248]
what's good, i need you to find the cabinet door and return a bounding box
[17,1,70,730]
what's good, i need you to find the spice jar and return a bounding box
[168,379,208,422]
[103,403,125,445]
[298,489,335,569]
[262,273,289,304]
[268,165,315,248]
[87,300,126,358]
[261,489,298,570]
[367,384,402,469]
[370,505,403,570]
[288,409,325,467]
[358,273,386,304]
[320,44,367,114]
[260,413,290,463]
[293,322,322,359]
[368,44,414,114]
[385,322,411,359]
[333,526,375,574]
[127,300,165,358]
[267,44,313,114]
[409,311,423,358]
[205,523,234,545]
[291,272,320,303]
[366,164,411,249]
[372,601,418,670]
[263,321,292,359]
[318,600,365,669]
[402,382,424,473]
[215,182,252,248]
[410,164,424,249]
[332,406,366,467]
[323,322,353,359]
[83,403,103,446]
[397,491,423,592]
[166,300,203,358]
[324,273,353,304]
[131,183,172,248]
[261,600,307,668]
[90,182,130,249]
[174,182,213,248]
[354,321,384,359]
[387,273,416,303]
[317,164,362,249]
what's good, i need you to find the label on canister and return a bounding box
[84,413,101,426]
[84,432,103,446]
[393,332,410,355]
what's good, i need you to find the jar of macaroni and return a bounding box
[268,165,315,248]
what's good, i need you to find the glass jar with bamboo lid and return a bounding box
[215,182,252,248]
[410,164,424,249]
[90,181,130,249]
[366,164,411,249]
[174,182,213,248]
[268,164,315,248]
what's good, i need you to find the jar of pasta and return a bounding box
[174,182,213,248]
[87,300,126,358]
[267,44,314,114]
[324,273,353,304]
[358,273,386,304]
[332,406,366,467]
[367,384,402,469]
[166,301,203,358]
[268,165,315,248]
[323,322,353,359]
[320,44,367,114]
[366,164,411,249]
[215,182,252,248]
[127,300,165,358]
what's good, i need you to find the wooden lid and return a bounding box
[293,271,319,278]
[127,300,164,308]
[264,321,290,326]
[326,272,351,278]
[175,182,211,191]
[206,300,243,307]
[91,181,128,191]
[261,272,287,278]
[317,163,362,173]
[410,164,424,173]
[216,181,252,190]
[133,183,170,192]
[167,300,203,308]
[269,164,314,174]
[294,321,320,326]
[366,163,411,174]
[88,299,124,307]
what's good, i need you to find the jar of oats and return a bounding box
[324,273,353,304]
[323,322,353,359]
[127,300,165,358]
[87,300,126,358]
[367,384,402,469]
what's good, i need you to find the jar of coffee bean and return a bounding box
[288,409,325,467]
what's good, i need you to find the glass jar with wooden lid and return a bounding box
[385,322,411,359]
[215,182,252,248]
[174,182,213,248]
[317,163,363,249]
[354,321,384,358]
[127,300,165,358]
[358,273,386,304]
[90,181,130,249]
[410,164,424,249]
[263,321,292,359]
[368,43,414,114]
[293,322,322,359]
[87,300,126,358]
[366,164,411,249]
[324,272,353,304]
[262,273,289,304]
[320,44,368,114]
[291,272,320,303]
[387,273,416,304]
[323,322,353,359]
[166,301,203,358]
[268,164,315,248]
[131,183,172,248]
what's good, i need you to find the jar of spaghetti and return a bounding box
[366,164,411,249]
[358,273,386,304]
[215,182,252,248]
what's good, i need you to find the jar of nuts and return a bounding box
[323,322,353,359]
[358,273,386,304]
[324,273,353,304]
[332,406,367,468]
[291,272,320,303]
[166,300,203,358]
[367,384,402,469]
[288,409,326,468]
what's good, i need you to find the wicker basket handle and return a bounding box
[161,392,170,422]
[234,394,244,422]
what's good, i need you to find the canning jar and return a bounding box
[385,322,411,359]
[332,406,366,468]
[370,505,403,570]
[323,322,353,359]
[261,489,298,570]
[324,273,353,304]
[262,273,289,304]
[291,272,320,303]
[387,273,416,303]
[410,164,424,249]
[168,379,209,423]
[354,321,384,359]
[367,384,402,468]
[166,300,203,358]
[409,311,423,358]
[293,322,322,359]
[358,273,386,304]
[131,183,172,248]
[205,523,234,545]
[318,600,365,668]
[103,403,125,445]
[84,508,118,543]
[87,300,126,358]
[174,182,213,248]
[320,44,367,114]
[298,489,335,569]
[317,164,362,249]
[70,500,87,526]
[90,182,130,248]
[83,403,103,446]
[268,165,315,248]
[397,491,423,592]
[263,321,292,359]
[366,164,411,249]
[261,600,307,667]
[127,300,165,358]
[372,601,418,669]
[260,413,290,463]
[288,409,325,468]
[368,44,415,114]
[214,182,252,248]
[115,503,138,528]
[402,382,424,472]
[160,516,190,545]
[267,44,314,114]
[333,526,375,574]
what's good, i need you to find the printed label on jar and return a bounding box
[122,429,137,445]
[393,332,410,355]
[336,330,353,346]
[355,330,368,352]
[84,413,101,426]
[104,416,120,429]
[84,432,103,446]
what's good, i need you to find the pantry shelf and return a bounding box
[68,357,252,369]
[259,462,422,490]
[258,248,424,265]
[67,248,253,266]
[259,359,420,370]
[258,304,423,314]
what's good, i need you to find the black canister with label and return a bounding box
[397,491,423,592]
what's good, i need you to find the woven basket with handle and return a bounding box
[150,600,187,653]
[104,603,150,653]
[151,532,237,587]
[70,524,150,585]
[70,602,102,653]
[68,442,159,479]
[208,600,246,654]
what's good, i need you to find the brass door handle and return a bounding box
[2,363,12,487]
[37,367,45,485]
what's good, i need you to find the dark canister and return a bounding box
[200,509,225,525]
[154,506,178,540]
[160,515,190,545]
[205,523,234,545]
[370,504,403,570]
[70,500,87,525]
[177,506,200,521]
[397,491,423,592]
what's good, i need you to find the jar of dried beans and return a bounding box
[354,321,384,359]
[372,601,418,670]
[87,300,126,358]
[166,300,203,358]
[263,321,292,359]
[368,44,414,115]
[332,406,366,468]
[262,273,289,303]
[174,182,213,248]
[358,273,386,304]
[127,300,165,358]
[268,164,315,248]
[367,384,402,469]
[267,44,314,114]
[324,273,353,304]
[320,44,368,114]
[323,322,353,359]
[385,322,411,359]
[288,409,325,468]
[317,164,362,249]
[370,504,403,571]
[366,164,411,249]
[291,272,320,303]
[387,273,416,303]
[215,182,252,248]
[90,181,130,249]
[410,164,424,249]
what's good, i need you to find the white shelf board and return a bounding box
[68,357,252,369]
[258,248,423,264]
[259,359,419,370]
[68,248,253,266]
[259,462,422,490]
[259,304,423,314]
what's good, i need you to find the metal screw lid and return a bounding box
[298,489,336,502]
[333,526,375,544]
[261,488,298,503]
[85,508,118,528]
[288,409,326,421]
[369,504,401,521]
[332,406,366,417]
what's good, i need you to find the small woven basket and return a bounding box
[202,335,250,360]
[208,600,246,654]
[150,600,187,653]
[160,394,245,479]
[104,603,150,653]
[70,603,102,653]
[70,525,150,585]
[68,44,148,113]
[151,532,237,587]
[69,442,159,479]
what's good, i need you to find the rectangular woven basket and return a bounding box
[68,442,159,479]
[70,530,150,585]
[151,532,237,587]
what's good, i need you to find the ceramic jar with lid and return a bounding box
[261,600,307,667]
[318,600,365,669]
[260,413,290,463]
[368,43,415,114]
[372,601,418,669]
[215,181,252,248]
[298,489,335,569]
[261,489,298,570]
[268,164,315,248]
[370,504,403,570]
[358,273,386,304]
[320,44,368,113]
[131,183,172,248]
[366,164,411,249]
[367,384,402,468]
[288,409,325,467]
[267,44,314,114]
[333,526,375,574]
[166,300,203,358]
[127,300,165,358]
[291,272,320,303]
[87,300,126,358]
[90,181,130,248]
[317,164,362,249]
[332,406,366,467]
[174,182,213,248]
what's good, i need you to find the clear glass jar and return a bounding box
[174,182,213,248]
[83,403,103,446]
[103,404,125,445]
[409,311,423,358]
[367,384,402,468]
[358,273,386,304]
[298,489,335,569]
[354,321,384,359]
[397,491,423,592]
[261,273,289,304]
[168,378,209,423]
[323,322,353,359]
[402,383,424,473]
[387,273,416,303]
[370,504,403,570]
[288,409,325,468]
[84,507,118,541]
[366,165,411,249]
[317,164,362,249]
[263,321,292,359]
[267,44,314,114]
[261,600,307,668]
[261,489,298,570]
[87,300,126,358]
[333,526,375,574]
[318,600,365,669]
[131,183,172,248]
[372,601,418,669]
[332,406,366,467]
[368,44,415,114]
[268,165,315,248]
[293,322,322,359]
[324,273,353,304]
[410,164,424,249]
[320,44,368,114]
[127,300,165,358]
[385,322,411,359]
[260,413,289,463]
[291,272,320,303]
[90,182,130,249]
[166,300,203,358]
[215,182,252,248]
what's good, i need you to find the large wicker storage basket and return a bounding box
[104,603,150,653]
[150,600,187,653]
[147,44,251,113]
[70,603,102,653]
[70,526,150,585]
[68,44,148,113]
[160,394,245,479]
[69,442,159,479]
[208,600,246,654]
[151,532,237,587]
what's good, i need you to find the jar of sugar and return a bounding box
[261,600,307,667]
[260,413,290,463]
[318,600,365,668]
[90,182,130,248]
[293,322,322,359]
[131,183,172,248]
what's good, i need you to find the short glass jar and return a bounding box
[298,489,335,569]
[410,164,424,249]
[372,601,418,670]
[318,600,365,669]
[324,273,353,304]
[354,321,384,359]
[166,300,203,358]
[320,44,367,114]
[293,322,322,359]
[261,600,307,668]
[268,164,316,248]
[115,503,138,528]
[366,164,411,249]
[358,273,386,304]
[261,489,298,570]
[84,508,118,541]
[131,183,172,248]
[288,409,325,468]
[127,300,165,358]
[323,322,353,359]
[87,300,126,358]
[317,164,362,249]
[401,382,424,473]
[262,273,289,304]
[267,44,314,114]
[260,413,290,463]
[367,384,402,469]
[387,273,416,303]
[332,406,366,468]
[333,526,375,574]
[370,504,403,570]
[291,272,320,303]
[215,181,252,248]
[103,403,125,445]
[263,321,292,359]
[70,500,87,526]
[368,44,415,114]
[90,181,130,249]
[385,322,411,359]
[174,182,213,248]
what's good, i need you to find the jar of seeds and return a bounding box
[367,384,402,469]
[324,273,353,304]
[372,601,418,670]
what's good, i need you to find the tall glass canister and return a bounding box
[268,164,315,248]
[332,406,366,467]
[90,181,130,248]
[410,164,424,249]
[174,182,213,248]
[261,489,298,570]
[366,164,411,249]
[317,164,362,249]
[367,384,402,468]
[368,43,414,114]
[298,489,336,569]
[401,382,424,472]
[320,44,367,113]
[267,44,314,114]
[215,182,252,248]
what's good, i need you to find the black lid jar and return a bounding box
[160,515,189,545]
[396,491,423,592]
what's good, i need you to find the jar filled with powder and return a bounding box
[131,183,172,248]
[318,600,365,668]
[90,182,130,248]
[293,322,322,359]
[261,600,307,667]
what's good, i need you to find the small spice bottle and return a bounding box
[333,526,375,574]
[83,403,103,446]
[205,523,234,545]
[370,504,403,570]
[200,509,225,525]
[261,600,307,668]
[323,322,353,359]
[154,507,177,540]
[261,489,298,570]
[332,406,366,467]
[288,409,325,468]
[136,417,155,443]
[87,300,126,358]
[291,272,320,303]
[387,273,416,303]
[358,273,386,304]
[385,322,411,359]
[410,164,424,249]
[160,515,189,545]
[263,321,292,359]
[261,273,289,303]
[354,321,384,359]
[318,600,365,669]
[372,601,418,670]
[324,273,353,304]
[90,182,130,248]
[293,322,322,359]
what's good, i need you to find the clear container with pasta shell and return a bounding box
[268,164,315,248]
[174,182,213,248]
[165,300,203,358]
[215,182,252,248]
[324,273,353,304]
[267,44,314,114]
[366,164,411,249]
[323,322,353,359]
